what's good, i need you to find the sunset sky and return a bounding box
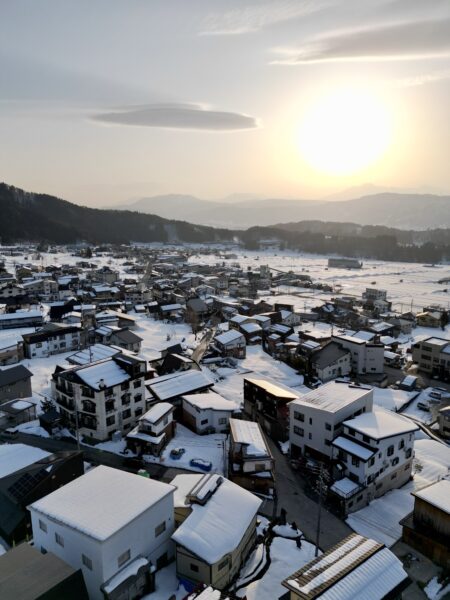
[1,0,450,206]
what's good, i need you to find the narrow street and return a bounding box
[268,439,353,551]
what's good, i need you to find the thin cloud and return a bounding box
[200,0,328,35]
[271,17,450,63]
[92,103,258,132]
[396,69,450,87]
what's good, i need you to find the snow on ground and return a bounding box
[347,438,450,547]
[203,345,305,409]
[133,313,196,358]
[144,424,227,475]
[402,387,450,424]
[142,563,189,600]
[236,536,316,600]
[424,576,450,600]
[14,419,50,438]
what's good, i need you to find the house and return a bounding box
[228,418,275,495]
[243,377,299,442]
[412,336,450,378]
[0,365,33,404]
[0,444,83,545]
[22,323,82,358]
[401,478,450,568]
[159,353,200,376]
[214,329,246,359]
[0,309,44,330]
[281,533,408,600]
[416,311,441,328]
[309,341,351,383]
[52,353,147,441]
[29,466,175,600]
[109,328,143,353]
[147,370,214,417]
[332,334,384,376]
[438,406,450,439]
[329,408,418,515]
[126,402,175,456]
[0,333,24,366]
[289,381,374,462]
[0,398,37,429]
[0,543,89,600]
[171,473,262,591]
[239,322,263,344]
[182,392,236,434]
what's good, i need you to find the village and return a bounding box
[0,242,449,600]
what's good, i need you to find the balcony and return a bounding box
[56,396,75,411]
[55,383,73,397]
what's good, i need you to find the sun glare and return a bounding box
[297,88,392,177]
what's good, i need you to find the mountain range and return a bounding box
[113,191,450,230]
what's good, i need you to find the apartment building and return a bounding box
[412,336,450,378]
[52,353,147,441]
[289,381,374,461]
[332,334,384,375]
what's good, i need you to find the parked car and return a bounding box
[170,447,186,459]
[190,458,212,472]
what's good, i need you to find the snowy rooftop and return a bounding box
[148,370,212,401]
[29,466,174,541]
[229,418,270,457]
[413,479,450,514]
[68,343,120,365]
[344,408,418,440]
[329,477,361,498]
[291,381,373,413]
[76,359,130,390]
[214,329,245,345]
[0,444,50,479]
[140,402,174,424]
[245,377,298,399]
[283,533,407,600]
[171,474,262,564]
[332,436,376,461]
[182,392,236,412]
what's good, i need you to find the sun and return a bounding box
[297,88,392,177]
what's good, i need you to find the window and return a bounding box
[308,432,312,440]
[405,448,412,459]
[219,418,227,425]
[121,382,130,391]
[351,456,360,467]
[356,495,363,502]
[369,457,375,467]
[135,408,143,417]
[347,428,355,436]
[55,532,64,547]
[118,549,130,568]
[39,519,47,533]
[218,558,228,571]
[325,440,331,446]
[201,419,209,425]
[309,417,312,425]
[363,435,370,444]
[134,394,143,403]
[293,426,304,437]
[155,521,166,537]
[391,457,399,466]
[387,445,394,457]
[122,408,131,420]
[325,423,332,431]
[82,554,93,570]
[106,415,115,426]
[133,380,141,389]
[190,563,199,573]
[294,411,304,422]
[398,439,405,450]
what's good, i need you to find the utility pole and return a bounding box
[313,462,329,557]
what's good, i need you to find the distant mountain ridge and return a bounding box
[0,184,232,244]
[115,192,450,230]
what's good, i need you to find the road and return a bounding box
[268,439,353,552]
[0,431,191,484]
[191,326,216,363]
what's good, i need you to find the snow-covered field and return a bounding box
[347,437,450,547]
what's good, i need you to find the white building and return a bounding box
[29,466,175,600]
[22,323,82,358]
[213,329,246,359]
[289,381,374,461]
[52,353,147,441]
[330,408,418,513]
[182,392,236,434]
[332,334,384,375]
